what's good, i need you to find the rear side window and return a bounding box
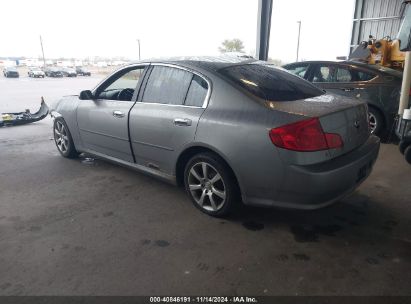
[185,75,208,107]
[283,64,309,78]
[336,67,352,82]
[143,66,192,105]
[219,64,324,101]
[313,65,354,82]
[356,71,376,81]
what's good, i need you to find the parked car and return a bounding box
[28,67,45,78]
[282,60,405,138]
[3,67,19,78]
[76,67,91,76]
[45,67,63,77]
[61,67,77,77]
[50,58,380,217]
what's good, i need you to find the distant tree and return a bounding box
[267,58,283,66]
[219,39,245,53]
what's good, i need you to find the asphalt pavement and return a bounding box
[0,75,411,295]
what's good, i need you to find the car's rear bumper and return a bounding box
[244,135,380,209]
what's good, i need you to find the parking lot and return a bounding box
[1,77,411,295]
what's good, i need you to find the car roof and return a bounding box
[130,56,260,72]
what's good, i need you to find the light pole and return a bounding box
[296,21,301,62]
[40,35,46,68]
[137,39,141,60]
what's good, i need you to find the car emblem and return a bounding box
[354,120,360,128]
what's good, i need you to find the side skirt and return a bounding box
[81,149,177,186]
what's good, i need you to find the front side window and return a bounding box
[219,63,324,102]
[142,66,192,105]
[97,67,145,101]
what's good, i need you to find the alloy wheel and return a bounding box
[54,121,69,153]
[368,112,377,134]
[187,162,226,212]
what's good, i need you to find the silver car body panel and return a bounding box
[50,59,380,210]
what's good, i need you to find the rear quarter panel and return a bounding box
[194,73,303,202]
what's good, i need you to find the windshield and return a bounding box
[219,63,324,102]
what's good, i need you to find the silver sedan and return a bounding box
[50,58,380,217]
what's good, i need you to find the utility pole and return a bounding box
[137,39,141,60]
[256,0,273,61]
[296,21,301,62]
[40,35,46,68]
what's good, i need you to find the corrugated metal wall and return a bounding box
[350,0,404,53]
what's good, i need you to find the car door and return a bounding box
[76,65,147,162]
[129,64,210,175]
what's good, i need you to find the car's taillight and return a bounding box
[269,118,343,152]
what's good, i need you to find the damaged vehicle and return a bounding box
[1,98,49,127]
[50,58,380,217]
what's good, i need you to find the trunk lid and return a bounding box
[266,94,370,161]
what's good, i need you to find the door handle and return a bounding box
[113,110,125,118]
[173,118,192,126]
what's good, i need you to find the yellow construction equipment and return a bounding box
[350,35,406,71]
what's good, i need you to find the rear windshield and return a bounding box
[219,63,324,101]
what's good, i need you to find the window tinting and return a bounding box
[313,65,353,83]
[219,64,324,101]
[313,66,330,82]
[357,71,375,81]
[336,67,352,82]
[184,75,208,107]
[143,66,192,105]
[284,64,309,78]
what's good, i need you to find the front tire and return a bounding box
[184,152,239,217]
[53,118,78,158]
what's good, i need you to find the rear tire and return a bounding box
[53,118,78,158]
[405,146,411,165]
[399,141,409,155]
[184,152,239,217]
[368,107,384,137]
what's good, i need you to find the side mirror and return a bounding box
[79,90,94,100]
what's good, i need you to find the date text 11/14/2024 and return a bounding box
[149,297,258,303]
